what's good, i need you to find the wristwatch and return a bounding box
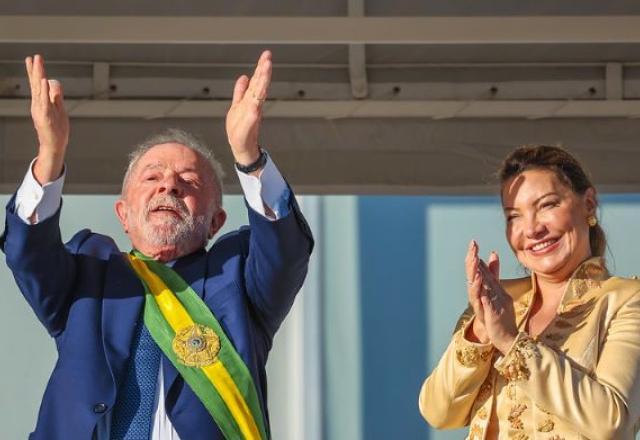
[235,148,268,173]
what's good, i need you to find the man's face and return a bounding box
[115,143,226,260]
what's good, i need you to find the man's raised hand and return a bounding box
[225,50,272,169]
[26,54,69,185]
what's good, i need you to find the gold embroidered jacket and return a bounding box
[419,258,640,439]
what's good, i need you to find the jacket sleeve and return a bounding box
[493,290,640,439]
[1,196,86,337]
[243,192,314,338]
[419,306,495,428]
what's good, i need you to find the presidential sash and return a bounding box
[126,252,268,440]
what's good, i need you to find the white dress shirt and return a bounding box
[14,155,289,440]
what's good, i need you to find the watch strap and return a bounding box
[235,148,268,174]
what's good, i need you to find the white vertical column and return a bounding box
[322,196,362,440]
[300,196,324,440]
[266,195,324,440]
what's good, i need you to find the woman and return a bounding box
[419,145,640,439]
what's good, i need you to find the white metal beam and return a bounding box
[0,75,616,101]
[4,181,640,196]
[348,46,368,98]
[2,16,640,44]
[348,0,368,99]
[3,98,640,119]
[92,62,110,99]
[606,62,623,100]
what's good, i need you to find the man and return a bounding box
[1,51,313,439]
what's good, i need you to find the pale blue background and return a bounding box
[2,193,640,439]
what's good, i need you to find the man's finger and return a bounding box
[246,51,272,100]
[34,54,47,75]
[40,78,50,109]
[251,50,272,82]
[48,79,64,106]
[25,56,34,91]
[245,57,263,97]
[259,50,272,64]
[252,58,272,101]
[232,75,249,106]
[33,55,48,95]
[26,55,41,98]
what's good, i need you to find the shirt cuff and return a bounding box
[494,332,540,382]
[236,154,290,220]
[14,158,65,224]
[454,320,494,368]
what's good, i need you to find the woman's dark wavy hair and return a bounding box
[498,145,606,257]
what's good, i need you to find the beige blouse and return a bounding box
[419,257,640,439]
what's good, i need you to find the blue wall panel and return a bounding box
[358,196,430,440]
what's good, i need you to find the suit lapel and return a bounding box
[101,252,146,393]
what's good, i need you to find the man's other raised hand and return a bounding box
[26,54,69,185]
[225,50,272,170]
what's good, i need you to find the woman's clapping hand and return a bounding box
[465,241,518,353]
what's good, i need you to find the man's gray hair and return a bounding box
[122,128,226,206]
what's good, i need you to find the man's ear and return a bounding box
[208,209,227,239]
[584,187,597,216]
[114,198,129,233]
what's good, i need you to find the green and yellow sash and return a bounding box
[126,251,268,440]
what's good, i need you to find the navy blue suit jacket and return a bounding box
[1,195,313,439]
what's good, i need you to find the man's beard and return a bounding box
[131,194,210,255]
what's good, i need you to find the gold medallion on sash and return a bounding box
[172,324,221,367]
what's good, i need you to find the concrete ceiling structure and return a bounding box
[1,1,640,194]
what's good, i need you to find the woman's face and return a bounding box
[502,168,596,281]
